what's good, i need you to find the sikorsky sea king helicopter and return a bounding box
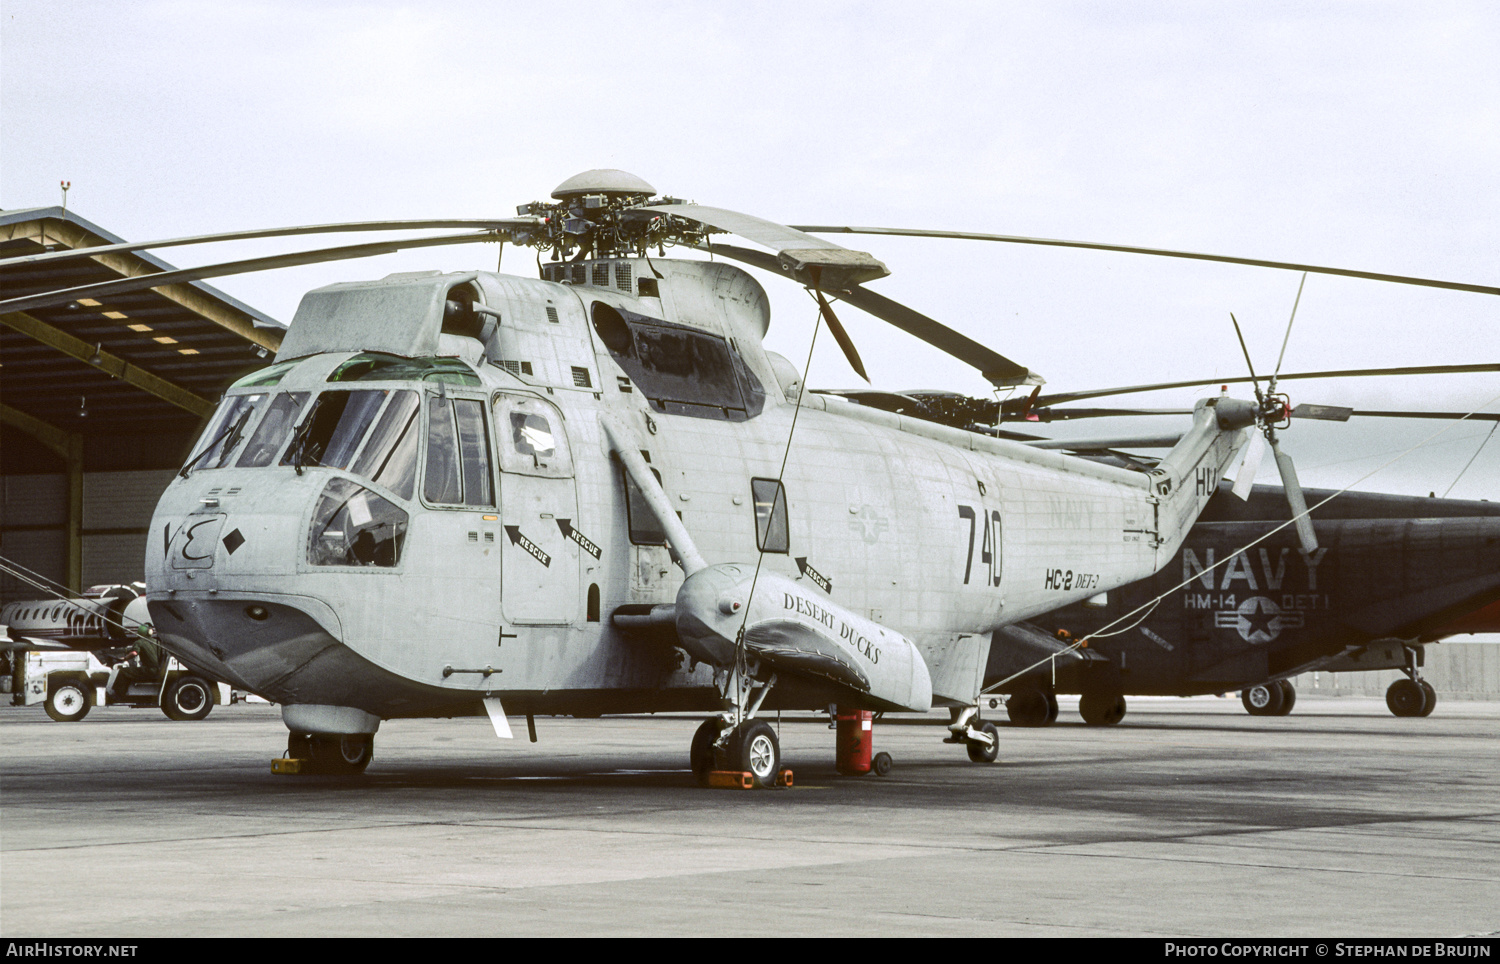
[4,170,1493,782]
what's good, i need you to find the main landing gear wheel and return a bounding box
[1386,678,1430,718]
[45,681,90,722]
[966,721,999,763]
[1242,683,1285,717]
[290,733,374,774]
[1006,685,1057,727]
[1276,679,1297,715]
[1079,691,1126,726]
[162,676,214,721]
[727,720,780,788]
[690,718,725,787]
[1418,680,1437,717]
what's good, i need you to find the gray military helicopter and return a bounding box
[3,170,1491,781]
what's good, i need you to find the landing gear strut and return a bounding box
[1387,646,1436,717]
[690,662,787,788]
[945,706,999,763]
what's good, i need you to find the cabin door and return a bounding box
[493,393,580,625]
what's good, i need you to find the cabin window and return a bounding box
[423,396,494,507]
[590,302,766,421]
[307,479,408,568]
[492,395,573,479]
[621,463,667,546]
[281,390,390,471]
[751,478,789,553]
[184,393,267,471]
[237,392,309,468]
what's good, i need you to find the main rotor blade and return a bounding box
[0,219,535,269]
[789,225,1500,297]
[702,241,1040,388]
[653,204,889,289]
[0,231,507,315]
[1018,362,1500,410]
[1031,404,1500,423]
[810,268,869,383]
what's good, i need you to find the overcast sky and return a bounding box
[3,1,1497,500]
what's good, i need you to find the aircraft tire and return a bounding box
[1275,680,1297,716]
[162,676,214,721]
[872,751,893,777]
[966,722,1000,763]
[1386,679,1427,717]
[45,680,90,723]
[727,720,779,788]
[1079,691,1127,726]
[305,734,374,775]
[1006,687,1053,727]
[1418,681,1437,717]
[690,718,723,786]
[1046,690,1060,724]
[1241,683,1284,716]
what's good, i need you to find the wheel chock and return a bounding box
[272,757,306,775]
[706,770,754,789]
[775,768,794,787]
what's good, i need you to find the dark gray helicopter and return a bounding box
[983,481,1500,724]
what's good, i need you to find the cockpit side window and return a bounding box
[351,391,420,501]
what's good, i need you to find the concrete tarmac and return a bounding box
[2,696,1497,938]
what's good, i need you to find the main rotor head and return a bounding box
[516,169,700,261]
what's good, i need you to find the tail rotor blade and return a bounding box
[1232,432,1267,500]
[1271,439,1319,554]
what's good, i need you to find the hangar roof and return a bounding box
[1,208,286,469]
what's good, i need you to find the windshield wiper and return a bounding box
[179,408,253,479]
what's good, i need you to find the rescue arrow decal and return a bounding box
[556,519,602,559]
[795,557,832,594]
[503,526,551,568]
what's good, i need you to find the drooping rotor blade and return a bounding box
[653,203,889,290]
[0,231,508,315]
[702,241,1040,388]
[0,219,535,270]
[1271,439,1319,554]
[789,225,1500,297]
[1017,363,1500,411]
[1031,403,1499,423]
[809,268,869,383]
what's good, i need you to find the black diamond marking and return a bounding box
[222,528,245,555]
